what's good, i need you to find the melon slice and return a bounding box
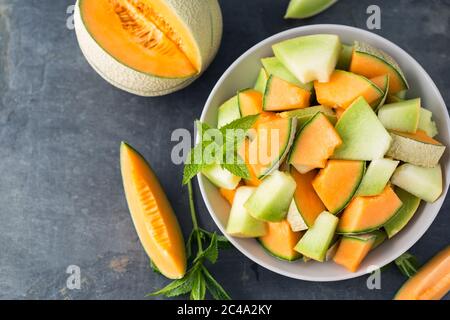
[312,160,365,214]
[272,34,341,83]
[335,107,345,120]
[395,246,450,300]
[201,164,241,190]
[120,142,186,279]
[279,105,337,128]
[337,185,403,234]
[263,75,311,111]
[245,171,297,222]
[378,98,421,133]
[356,158,399,196]
[259,220,303,261]
[371,230,387,250]
[418,108,438,138]
[261,57,313,91]
[336,44,353,70]
[391,164,443,203]
[226,186,267,238]
[384,188,421,238]
[254,68,268,93]
[238,139,262,187]
[350,41,408,94]
[333,97,392,160]
[219,181,243,205]
[370,74,389,110]
[248,116,297,178]
[217,96,240,128]
[238,89,263,116]
[288,168,327,229]
[289,112,342,173]
[314,70,384,109]
[294,211,339,262]
[284,0,338,19]
[333,234,376,272]
[386,130,445,168]
[75,0,222,96]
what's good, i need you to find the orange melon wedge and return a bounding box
[333,234,376,272]
[259,220,303,261]
[395,246,450,300]
[337,185,403,234]
[263,75,311,111]
[120,142,186,279]
[238,89,263,116]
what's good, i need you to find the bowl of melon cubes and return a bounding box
[197,25,450,281]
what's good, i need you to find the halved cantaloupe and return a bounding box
[312,160,365,214]
[248,116,297,178]
[350,41,408,94]
[289,167,327,228]
[314,70,383,109]
[75,0,222,96]
[120,142,186,279]
[263,76,311,111]
[238,89,263,116]
[333,234,376,272]
[337,185,403,234]
[395,246,450,300]
[259,220,303,261]
[387,130,446,168]
[289,112,342,173]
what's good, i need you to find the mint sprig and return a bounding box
[395,252,420,278]
[148,180,231,300]
[182,115,259,185]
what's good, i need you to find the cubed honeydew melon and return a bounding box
[284,0,338,19]
[386,130,445,168]
[226,187,267,238]
[254,68,269,94]
[201,164,241,189]
[391,164,443,203]
[336,44,353,70]
[279,105,337,128]
[378,98,421,133]
[273,34,341,83]
[356,158,399,196]
[261,57,313,91]
[294,211,339,262]
[418,108,438,138]
[244,170,297,222]
[384,188,421,238]
[287,199,309,231]
[217,96,240,128]
[333,97,392,160]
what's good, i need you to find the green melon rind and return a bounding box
[280,105,337,128]
[336,44,353,70]
[391,164,443,203]
[287,199,309,231]
[284,0,338,19]
[257,239,302,262]
[333,97,392,161]
[384,188,421,238]
[261,57,313,91]
[386,131,445,168]
[355,158,399,196]
[418,108,438,138]
[254,68,268,94]
[74,0,223,97]
[217,96,240,128]
[370,230,387,250]
[378,98,421,133]
[353,41,409,92]
[372,75,390,111]
[256,118,298,178]
[294,211,339,262]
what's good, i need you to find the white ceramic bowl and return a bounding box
[198,24,450,281]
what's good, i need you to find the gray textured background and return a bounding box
[0,0,449,300]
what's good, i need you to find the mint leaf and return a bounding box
[220,114,259,132]
[199,229,232,250]
[190,270,206,300]
[201,233,219,264]
[222,162,250,180]
[148,265,198,297]
[395,252,420,278]
[202,266,231,300]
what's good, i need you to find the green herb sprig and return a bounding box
[182,115,259,185]
[148,180,231,300]
[394,252,420,278]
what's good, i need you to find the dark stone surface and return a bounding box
[0,0,449,299]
